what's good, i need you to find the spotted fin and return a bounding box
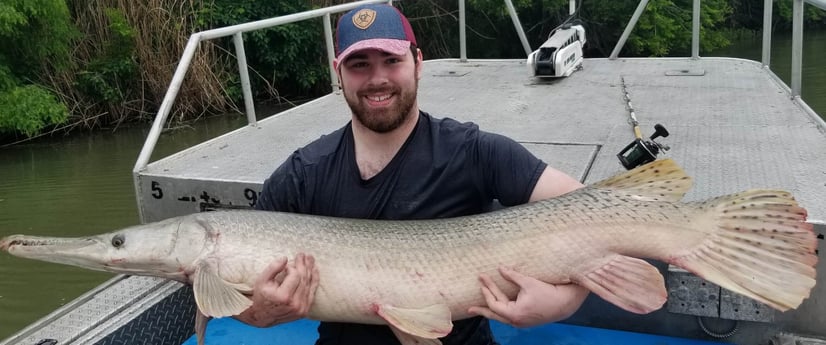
[591,159,692,202]
[572,254,667,314]
[193,261,253,317]
[376,303,453,339]
[672,189,818,311]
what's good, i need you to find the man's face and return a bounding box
[338,48,422,133]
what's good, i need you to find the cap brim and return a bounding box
[335,39,411,66]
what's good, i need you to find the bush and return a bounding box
[74,8,137,103]
[0,85,68,137]
[0,0,76,136]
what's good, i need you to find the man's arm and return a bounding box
[468,166,590,327]
[527,165,583,202]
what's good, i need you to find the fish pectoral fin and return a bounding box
[376,303,453,339]
[572,255,666,314]
[390,325,444,345]
[193,262,253,317]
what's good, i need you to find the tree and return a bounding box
[0,0,76,137]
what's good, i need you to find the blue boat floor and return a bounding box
[182,318,729,345]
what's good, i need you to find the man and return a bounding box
[236,4,589,344]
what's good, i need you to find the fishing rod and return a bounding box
[616,76,671,170]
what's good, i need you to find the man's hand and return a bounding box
[235,253,319,327]
[467,267,588,328]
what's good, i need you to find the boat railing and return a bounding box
[133,0,823,223]
[603,0,823,116]
[131,0,390,222]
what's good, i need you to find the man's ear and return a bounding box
[334,59,343,87]
[415,48,423,80]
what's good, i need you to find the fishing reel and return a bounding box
[617,124,670,170]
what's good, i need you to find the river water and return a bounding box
[0,31,824,340]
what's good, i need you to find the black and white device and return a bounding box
[527,23,586,78]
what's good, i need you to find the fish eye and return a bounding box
[111,234,125,248]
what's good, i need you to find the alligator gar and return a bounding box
[1,159,818,345]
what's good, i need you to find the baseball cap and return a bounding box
[335,4,417,65]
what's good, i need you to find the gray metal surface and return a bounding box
[666,267,722,319]
[0,276,190,345]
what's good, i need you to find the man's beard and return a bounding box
[344,78,418,133]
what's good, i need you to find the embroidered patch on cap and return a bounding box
[352,9,376,30]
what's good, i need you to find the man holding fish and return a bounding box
[237,3,590,345]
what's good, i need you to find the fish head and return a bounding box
[0,215,208,282]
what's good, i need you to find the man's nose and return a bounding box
[366,65,390,86]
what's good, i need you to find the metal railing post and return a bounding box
[611,0,650,59]
[791,0,804,98]
[570,0,576,14]
[460,0,467,62]
[133,34,202,174]
[762,0,773,67]
[504,0,532,56]
[692,0,700,59]
[233,33,257,126]
[324,13,339,91]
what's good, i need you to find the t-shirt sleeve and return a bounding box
[475,131,547,206]
[255,153,306,213]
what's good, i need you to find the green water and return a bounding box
[712,29,826,118]
[0,29,824,341]
[0,115,247,339]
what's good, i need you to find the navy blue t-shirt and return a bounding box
[257,111,547,345]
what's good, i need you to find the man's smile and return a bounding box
[364,93,394,106]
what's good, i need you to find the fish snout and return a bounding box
[0,235,21,252]
[0,235,77,252]
[1,235,38,252]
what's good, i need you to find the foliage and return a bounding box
[199,0,330,100]
[0,0,75,136]
[0,0,823,140]
[0,0,77,76]
[729,0,826,30]
[402,0,731,59]
[62,0,236,128]
[74,8,137,103]
[0,84,68,137]
[773,0,826,29]
[575,0,732,56]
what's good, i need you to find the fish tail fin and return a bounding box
[673,190,818,311]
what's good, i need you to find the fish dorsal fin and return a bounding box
[591,159,692,202]
[376,303,453,339]
[193,261,252,317]
[572,254,667,314]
